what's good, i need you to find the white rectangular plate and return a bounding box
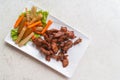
[5,1,89,78]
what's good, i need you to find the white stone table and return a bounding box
[0,0,120,80]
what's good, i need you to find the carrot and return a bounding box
[24,22,29,27]
[32,27,35,31]
[28,21,42,28]
[18,17,26,33]
[32,27,41,34]
[34,31,41,34]
[14,14,24,28]
[41,20,53,34]
[31,35,35,40]
[37,23,43,26]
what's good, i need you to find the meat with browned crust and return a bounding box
[62,40,73,53]
[74,38,82,45]
[33,27,82,67]
[51,42,59,53]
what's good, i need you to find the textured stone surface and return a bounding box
[0,0,120,80]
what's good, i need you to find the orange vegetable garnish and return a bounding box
[14,14,24,28]
[28,21,42,28]
[41,20,53,34]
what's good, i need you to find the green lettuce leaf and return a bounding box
[11,29,18,41]
[37,10,49,27]
[34,33,40,38]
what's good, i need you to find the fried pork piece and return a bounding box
[58,35,68,42]
[40,47,51,55]
[46,29,58,35]
[41,40,51,50]
[60,27,67,32]
[60,42,65,47]
[62,58,69,67]
[43,33,51,42]
[32,38,43,47]
[51,39,58,43]
[46,55,51,61]
[74,38,82,45]
[51,42,59,53]
[62,40,73,53]
[66,31,76,39]
[56,52,68,61]
[56,52,64,61]
[53,31,64,38]
[57,51,69,67]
